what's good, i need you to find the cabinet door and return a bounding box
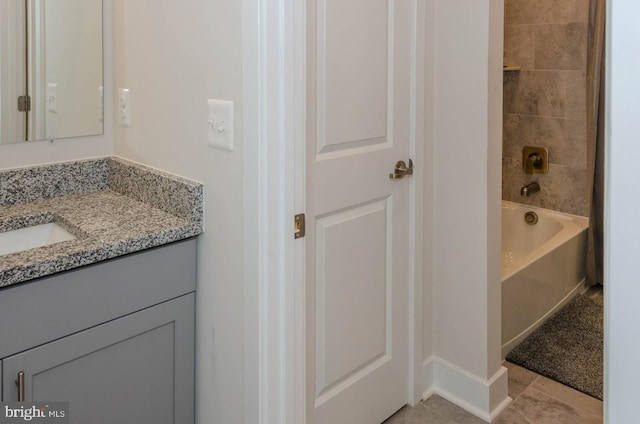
[2,294,194,424]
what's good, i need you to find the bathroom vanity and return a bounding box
[0,157,203,423]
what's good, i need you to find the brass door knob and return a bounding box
[389,159,414,180]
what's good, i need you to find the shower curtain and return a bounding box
[586,0,605,286]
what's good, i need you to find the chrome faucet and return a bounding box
[520,181,540,197]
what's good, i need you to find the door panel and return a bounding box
[321,0,389,151]
[306,0,415,422]
[315,198,391,398]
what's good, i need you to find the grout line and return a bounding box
[503,112,586,122]
[511,375,541,404]
[505,22,589,27]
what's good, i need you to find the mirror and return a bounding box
[0,0,103,145]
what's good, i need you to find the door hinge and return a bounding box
[294,213,306,239]
[17,95,31,112]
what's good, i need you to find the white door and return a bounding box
[306,0,416,423]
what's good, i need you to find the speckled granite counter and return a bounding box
[0,157,203,287]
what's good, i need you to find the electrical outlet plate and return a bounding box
[47,83,58,113]
[208,99,234,151]
[118,88,131,128]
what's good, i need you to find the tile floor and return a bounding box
[585,285,604,303]
[384,362,603,423]
[386,286,604,423]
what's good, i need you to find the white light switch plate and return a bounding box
[118,88,131,128]
[208,99,234,151]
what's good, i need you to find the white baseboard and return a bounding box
[419,357,512,423]
[416,356,435,403]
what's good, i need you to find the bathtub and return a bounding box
[501,200,589,358]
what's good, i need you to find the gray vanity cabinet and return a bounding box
[0,239,196,424]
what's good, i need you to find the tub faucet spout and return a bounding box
[521,181,540,197]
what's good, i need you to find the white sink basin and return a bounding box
[0,222,77,256]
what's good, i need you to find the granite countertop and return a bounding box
[0,157,203,288]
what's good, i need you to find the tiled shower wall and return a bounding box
[502,0,589,216]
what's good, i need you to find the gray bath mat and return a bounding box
[506,294,603,400]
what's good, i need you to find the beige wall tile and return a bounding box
[505,24,535,69]
[503,114,564,161]
[562,119,588,169]
[566,71,587,119]
[502,114,587,169]
[504,114,587,169]
[502,162,588,216]
[552,0,590,24]
[503,0,589,216]
[506,0,553,25]
[502,157,523,201]
[504,71,567,117]
[534,23,587,70]
[506,0,589,25]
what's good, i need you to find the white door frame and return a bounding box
[242,0,307,422]
[243,0,425,423]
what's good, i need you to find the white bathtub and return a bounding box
[501,200,589,358]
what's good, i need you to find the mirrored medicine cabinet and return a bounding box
[0,0,103,145]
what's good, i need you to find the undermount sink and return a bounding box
[0,222,77,256]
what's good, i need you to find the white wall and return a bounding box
[426,0,507,418]
[0,0,112,170]
[110,2,244,423]
[605,2,640,422]
[422,0,436,370]
[44,0,103,140]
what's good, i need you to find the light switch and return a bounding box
[208,99,234,151]
[47,83,58,113]
[118,88,131,127]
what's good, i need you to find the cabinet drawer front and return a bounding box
[0,239,196,358]
[2,294,194,424]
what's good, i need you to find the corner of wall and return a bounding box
[422,357,511,423]
[424,0,507,421]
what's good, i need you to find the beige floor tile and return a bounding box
[495,407,533,424]
[531,376,603,418]
[508,387,602,424]
[383,404,456,424]
[504,361,539,400]
[422,396,487,424]
[386,364,603,424]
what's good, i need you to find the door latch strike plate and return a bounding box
[294,214,306,239]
